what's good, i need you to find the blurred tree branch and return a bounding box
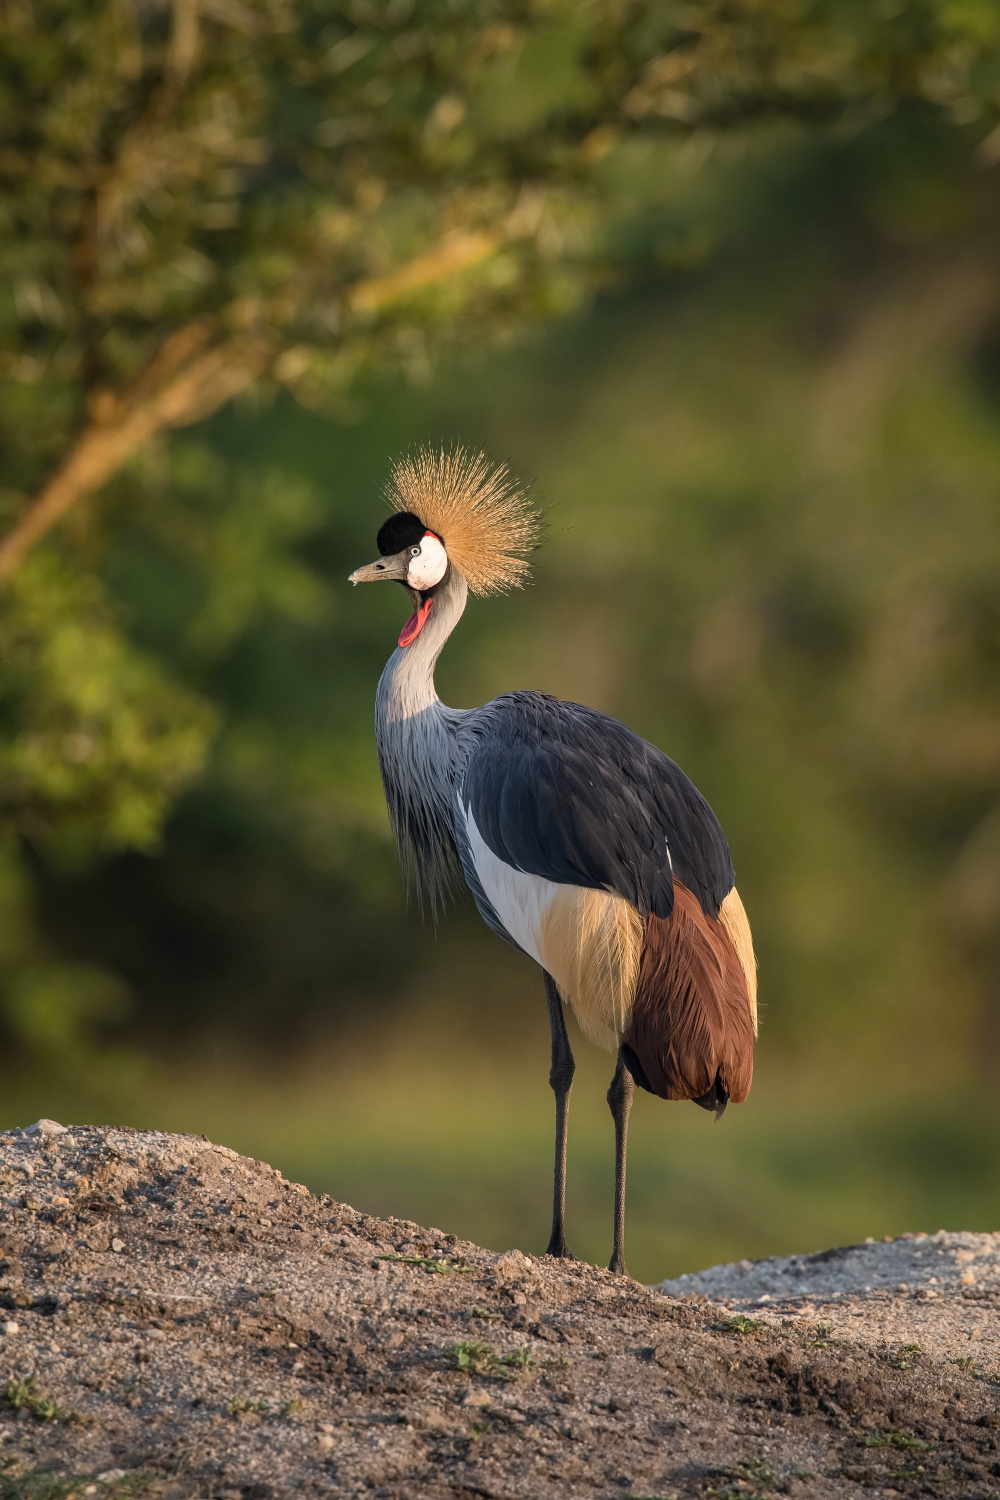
[0,328,264,579]
[4,0,999,579]
[0,224,508,578]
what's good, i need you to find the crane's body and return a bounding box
[352,448,757,1275]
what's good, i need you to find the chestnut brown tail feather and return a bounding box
[623,882,754,1109]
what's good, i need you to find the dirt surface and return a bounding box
[656,1234,1000,1374]
[0,1121,998,1500]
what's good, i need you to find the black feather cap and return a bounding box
[377,510,428,556]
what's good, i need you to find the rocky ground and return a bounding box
[0,1121,998,1500]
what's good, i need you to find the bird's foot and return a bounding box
[607,1252,630,1278]
[544,1235,576,1260]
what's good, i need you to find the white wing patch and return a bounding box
[462,806,554,968]
[462,807,643,1052]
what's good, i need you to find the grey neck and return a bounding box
[374,566,469,917]
[376,565,468,725]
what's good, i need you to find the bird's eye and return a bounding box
[410,545,421,556]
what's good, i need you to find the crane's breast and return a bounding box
[462,806,643,1051]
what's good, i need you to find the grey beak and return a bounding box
[349,550,410,585]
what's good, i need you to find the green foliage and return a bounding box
[860,1429,937,1451]
[0,1470,82,1500]
[0,549,213,854]
[886,1343,924,1369]
[450,1338,495,1373]
[2,0,1000,1078]
[227,1394,271,1416]
[0,538,212,1061]
[6,958,128,1059]
[4,1376,63,1421]
[449,1338,543,1378]
[379,1252,471,1272]
[706,1455,778,1498]
[499,1344,535,1369]
[723,1315,765,1336]
[3,0,999,480]
[0,0,646,490]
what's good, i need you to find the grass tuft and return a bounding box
[0,1469,158,1499]
[450,1340,495,1373]
[706,1456,778,1497]
[449,1340,543,1381]
[4,1378,63,1421]
[226,1396,270,1417]
[886,1343,924,1370]
[380,1254,471,1274]
[722,1315,765,1337]
[0,1468,79,1500]
[499,1346,534,1370]
[806,1322,833,1348]
[860,1429,936,1452]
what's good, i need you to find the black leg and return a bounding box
[607,1048,634,1277]
[543,971,575,1259]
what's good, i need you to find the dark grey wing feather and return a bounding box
[460,692,734,920]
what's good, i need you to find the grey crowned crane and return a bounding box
[350,446,757,1277]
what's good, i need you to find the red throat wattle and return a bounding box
[398,596,433,648]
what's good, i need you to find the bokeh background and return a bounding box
[4,2,1000,1282]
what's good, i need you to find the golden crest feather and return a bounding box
[386,445,539,597]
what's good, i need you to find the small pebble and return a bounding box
[1,1322,19,1336]
[111,1238,125,1253]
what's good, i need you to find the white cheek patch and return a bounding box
[407,532,448,591]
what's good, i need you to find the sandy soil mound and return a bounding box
[656,1233,1000,1374]
[0,1121,998,1499]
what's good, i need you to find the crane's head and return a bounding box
[348,445,539,648]
[348,511,449,646]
